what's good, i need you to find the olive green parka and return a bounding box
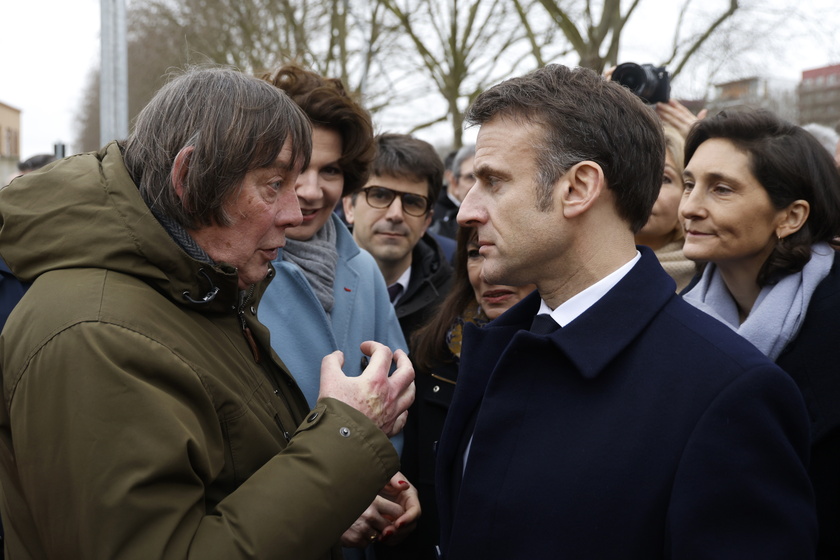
[0,143,399,559]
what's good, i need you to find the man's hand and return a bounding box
[319,341,415,437]
[340,472,421,547]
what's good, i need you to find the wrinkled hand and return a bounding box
[319,341,415,437]
[655,99,708,138]
[340,472,421,548]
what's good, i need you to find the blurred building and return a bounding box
[0,101,21,183]
[798,63,840,129]
[705,76,799,123]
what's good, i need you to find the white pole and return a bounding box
[100,0,128,146]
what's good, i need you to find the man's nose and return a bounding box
[277,188,303,227]
[457,185,482,226]
[385,196,405,221]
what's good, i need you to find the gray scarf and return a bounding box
[283,216,339,313]
[683,243,834,360]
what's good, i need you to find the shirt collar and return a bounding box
[538,251,641,327]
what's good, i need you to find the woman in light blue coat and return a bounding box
[258,64,406,406]
[257,65,414,554]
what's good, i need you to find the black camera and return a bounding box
[611,63,670,104]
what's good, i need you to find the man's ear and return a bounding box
[422,208,434,232]
[342,195,356,225]
[559,161,605,219]
[171,146,195,204]
[777,199,810,240]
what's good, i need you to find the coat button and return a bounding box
[339,427,351,437]
[250,306,256,315]
[307,412,319,422]
[432,385,440,393]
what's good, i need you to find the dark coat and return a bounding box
[378,359,457,560]
[776,251,840,560]
[428,191,459,240]
[395,233,453,346]
[0,258,27,332]
[436,248,816,560]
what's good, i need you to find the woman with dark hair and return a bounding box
[384,226,534,560]
[259,64,406,405]
[257,65,415,551]
[680,108,840,559]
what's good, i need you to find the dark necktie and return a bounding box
[530,313,559,334]
[387,284,403,303]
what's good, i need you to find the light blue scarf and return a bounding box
[683,243,834,360]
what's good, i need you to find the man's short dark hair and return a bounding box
[370,133,444,207]
[466,64,665,233]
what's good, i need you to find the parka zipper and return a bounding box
[238,287,292,442]
[238,285,260,363]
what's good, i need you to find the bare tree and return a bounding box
[521,0,740,78]
[381,0,555,148]
[76,0,416,147]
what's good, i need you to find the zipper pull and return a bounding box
[242,324,261,363]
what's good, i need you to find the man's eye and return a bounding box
[371,189,391,201]
[403,195,426,211]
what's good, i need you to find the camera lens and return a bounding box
[612,63,661,103]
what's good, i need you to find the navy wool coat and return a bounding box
[435,248,817,560]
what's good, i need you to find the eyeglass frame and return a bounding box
[359,186,432,217]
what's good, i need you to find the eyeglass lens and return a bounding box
[364,187,428,216]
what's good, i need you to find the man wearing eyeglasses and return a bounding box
[343,133,453,344]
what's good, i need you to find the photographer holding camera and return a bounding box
[606,63,707,138]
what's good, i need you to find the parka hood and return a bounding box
[0,142,245,313]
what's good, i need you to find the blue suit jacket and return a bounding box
[435,248,816,559]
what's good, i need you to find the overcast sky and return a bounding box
[2,0,838,159]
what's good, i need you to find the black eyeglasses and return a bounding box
[361,186,431,217]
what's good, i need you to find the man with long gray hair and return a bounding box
[0,67,415,559]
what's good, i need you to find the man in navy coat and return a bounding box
[435,64,817,559]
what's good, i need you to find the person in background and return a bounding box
[436,63,816,559]
[257,64,417,553]
[634,125,695,291]
[430,149,457,234]
[680,108,840,559]
[0,67,415,560]
[343,133,453,346]
[429,145,475,240]
[802,122,840,162]
[380,225,533,560]
[5,153,57,186]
